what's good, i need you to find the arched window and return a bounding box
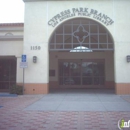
[49,18,114,51]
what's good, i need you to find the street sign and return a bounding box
[20,55,27,95]
[22,55,26,62]
[20,62,28,68]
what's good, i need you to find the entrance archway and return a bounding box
[49,18,114,90]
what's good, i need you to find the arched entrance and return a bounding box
[49,18,114,90]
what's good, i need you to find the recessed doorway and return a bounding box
[49,18,114,90]
[0,56,16,92]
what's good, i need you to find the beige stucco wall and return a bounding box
[24,2,49,84]
[0,41,23,56]
[113,0,130,83]
[47,1,114,36]
[23,0,130,86]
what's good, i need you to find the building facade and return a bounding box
[0,0,130,94]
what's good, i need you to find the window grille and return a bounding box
[49,18,114,51]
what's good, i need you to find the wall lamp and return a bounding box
[126,55,130,62]
[33,56,37,63]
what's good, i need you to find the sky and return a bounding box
[0,0,24,23]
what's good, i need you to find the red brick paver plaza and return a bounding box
[0,95,130,130]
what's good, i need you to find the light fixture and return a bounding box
[126,55,130,62]
[33,56,37,63]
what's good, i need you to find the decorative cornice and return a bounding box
[0,36,23,41]
[23,0,44,2]
[23,0,118,2]
[23,0,91,2]
[23,0,127,1]
[0,23,24,27]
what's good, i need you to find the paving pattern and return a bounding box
[0,91,130,130]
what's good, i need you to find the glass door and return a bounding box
[59,59,105,88]
[81,61,105,87]
[59,60,81,86]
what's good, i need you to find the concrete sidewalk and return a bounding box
[0,89,130,130]
[25,89,130,111]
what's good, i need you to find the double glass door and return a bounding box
[59,60,105,88]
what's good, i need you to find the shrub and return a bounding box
[10,85,23,95]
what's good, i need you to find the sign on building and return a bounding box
[21,55,26,62]
[20,55,28,68]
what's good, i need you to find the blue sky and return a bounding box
[0,0,24,23]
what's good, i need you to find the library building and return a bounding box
[0,0,130,94]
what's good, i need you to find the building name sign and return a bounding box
[48,8,114,27]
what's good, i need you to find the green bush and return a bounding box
[10,85,23,95]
